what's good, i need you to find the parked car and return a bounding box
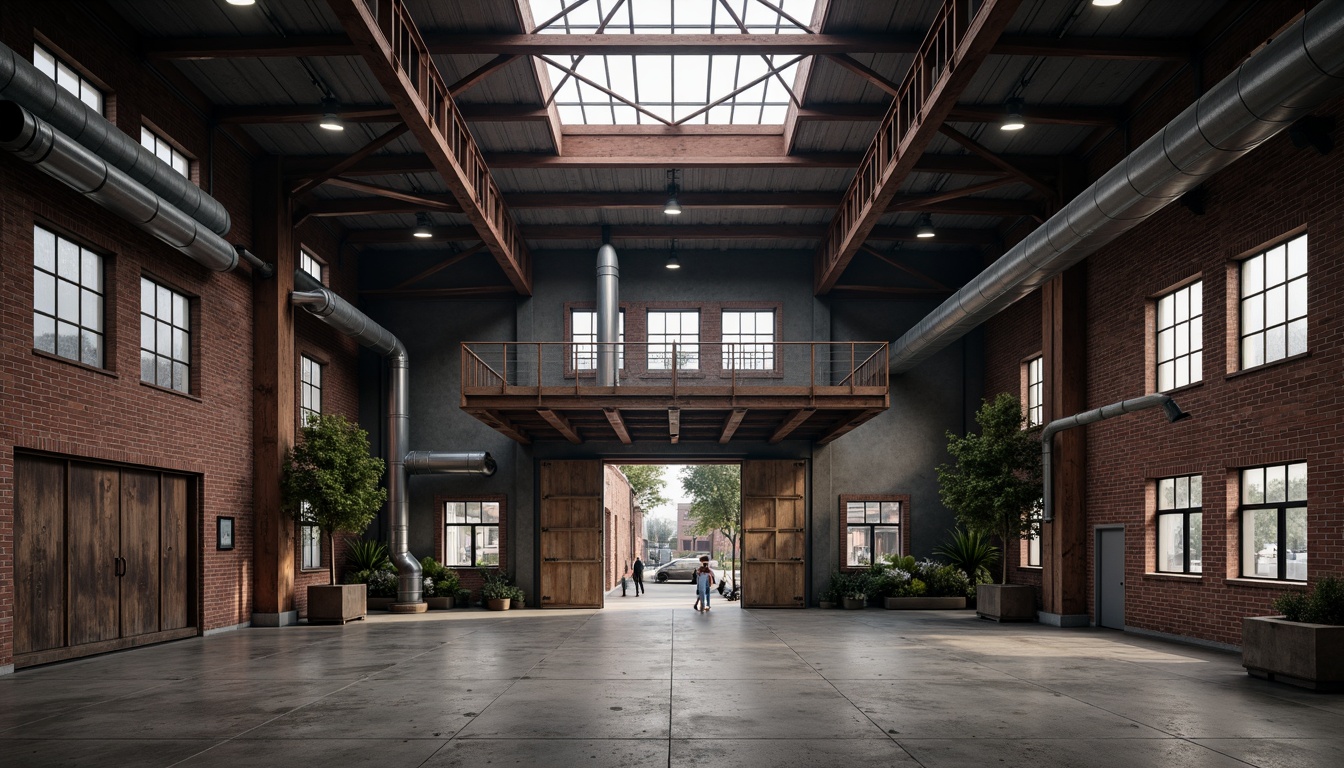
[653,557,719,583]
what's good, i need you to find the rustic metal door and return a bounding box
[742,460,806,608]
[540,460,604,608]
[1097,527,1125,629]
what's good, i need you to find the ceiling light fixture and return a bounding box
[666,240,681,270]
[916,214,936,239]
[412,212,434,239]
[663,169,682,216]
[318,97,345,132]
[225,0,257,6]
[1000,98,1025,131]
[1091,0,1122,6]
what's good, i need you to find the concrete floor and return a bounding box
[2,583,1342,767]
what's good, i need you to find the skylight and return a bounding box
[529,0,816,125]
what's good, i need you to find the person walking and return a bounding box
[631,554,645,596]
[620,562,630,597]
[693,556,715,612]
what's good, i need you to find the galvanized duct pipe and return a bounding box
[889,1,1344,373]
[0,41,231,235]
[0,101,238,272]
[406,451,497,476]
[1041,394,1189,522]
[596,243,620,386]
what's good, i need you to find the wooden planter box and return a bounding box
[841,597,866,610]
[885,596,967,610]
[976,584,1037,622]
[426,596,455,610]
[1243,616,1344,691]
[366,596,396,611]
[307,584,366,625]
[486,598,511,611]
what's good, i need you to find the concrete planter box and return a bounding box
[486,598,512,611]
[885,596,967,610]
[1243,616,1344,691]
[307,584,366,625]
[976,584,1037,622]
[426,596,455,610]
[366,597,396,611]
[841,597,866,610]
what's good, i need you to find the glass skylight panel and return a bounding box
[530,0,814,125]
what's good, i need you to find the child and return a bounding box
[693,556,715,611]
[621,562,630,597]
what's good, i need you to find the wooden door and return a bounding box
[15,456,67,655]
[68,462,121,646]
[120,469,161,637]
[160,474,191,631]
[539,460,603,608]
[742,460,806,608]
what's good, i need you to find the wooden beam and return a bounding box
[447,54,519,96]
[937,125,1054,197]
[327,0,531,294]
[668,408,680,444]
[344,222,998,245]
[859,245,950,291]
[794,104,887,121]
[604,408,632,444]
[359,286,517,299]
[469,409,531,444]
[822,54,901,96]
[885,196,1039,217]
[830,285,951,296]
[298,192,462,219]
[719,409,748,444]
[816,0,1024,294]
[215,104,402,125]
[538,409,583,444]
[897,177,1018,206]
[867,226,998,245]
[993,35,1192,61]
[815,409,884,445]
[391,243,487,290]
[769,408,815,443]
[506,191,840,209]
[946,104,1121,127]
[289,123,408,198]
[459,103,551,122]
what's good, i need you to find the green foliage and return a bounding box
[933,528,1000,588]
[1273,576,1344,625]
[420,557,461,598]
[680,465,742,571]
[479,569,523,602]
[826,571,873,601]
[936,393,1042,582]
[346,540,390,572]
[343,567,397,598]
[645,517,675,548]
[455,588,473,607]
[282,413,387,584]
[873,559,973,599]
[619,465,670,510]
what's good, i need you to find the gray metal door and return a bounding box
[1097,528,1125,629]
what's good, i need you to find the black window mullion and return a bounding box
[1278,507,1287,581]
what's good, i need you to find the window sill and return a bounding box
[140,380,202,402]
[1143,572,1203,582]
[299,568,326,574]
[639,371,705,379]
[1158,380,1204,396]
[33,348,118,378]
[1224,577,1308,590]
[1017,565,1043,571]
[1225,350,1311,380]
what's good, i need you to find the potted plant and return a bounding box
[936,393,1041,622]
[819,576,840,609]
[343,540,397,611]
[1243,575,1344,690]
[421,557,460,609]
[282,413,387,624]
[480,569,514,611]
[455,587,473,608]
[881,557,972,610]
[933,528,998,607]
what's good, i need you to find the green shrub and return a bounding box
[364,569,398,598]
[420,557,461,598]
[933,528,999,589]
[1273,576,1344,625]
[347,540,390,572]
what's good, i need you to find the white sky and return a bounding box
[625,463,691,521]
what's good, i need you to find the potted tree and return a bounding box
[936,393,1041,622]
[1243,575,1344,690]
[282,413,387,624]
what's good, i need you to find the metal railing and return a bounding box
[461,341,888,396]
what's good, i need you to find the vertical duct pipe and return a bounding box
[596,242,620,387]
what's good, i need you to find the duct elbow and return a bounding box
[405,451,497,476]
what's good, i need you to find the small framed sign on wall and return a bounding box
[217,516,235,550]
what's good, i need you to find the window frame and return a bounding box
[647,309,701,371]
[438,496,507,569]
[298,502,323,571]
[1237,233,1308,371]
[567,307,626,375]
[139,276,193,395]
[33,225,107,369]
[721,308,778,372]
[139,124,193,181]
[1155,280,1204,392]
[1239,462,1308,582]
[300,354,323,426]
[1023,355,1043,428]
[298,249,326,285]
[32,40,105,115]
[1155,474,1203,575]
[839,494,910,572]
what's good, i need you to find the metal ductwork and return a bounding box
[596,243,620,387]
[292,274,496,605]
[0,41,231,235]
[889,1,1344,374]
[0,101,238,272]
[1041,395,1189,522]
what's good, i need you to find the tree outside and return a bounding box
[619,464,670,512]
[680,464,742,577]
[645,517,675,554]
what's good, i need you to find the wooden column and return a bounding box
[1040,265,1088,624]
[251,157,298,626]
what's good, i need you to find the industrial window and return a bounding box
[140,277,191,394]
[844,499,902,568]
[1025,356,1043,427]
[140,126,190,179]
[1240,234,1307,369]
[1157,281,1203,391]
[33,43,104,114]
[1240,463,1307,581]
[299,249,324,284]
[648,310,699,370]
[1023,506,1042,567]
[1156,475,1202,574]
[444,500,500,567]
[299,502,321,571]
[300,355,323,425]
[722,310,775,370]
[33,226,104,368]
[571,309,624,370]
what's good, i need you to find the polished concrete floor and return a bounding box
[2,582,1342,767]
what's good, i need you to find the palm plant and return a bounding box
[934,527,999,590]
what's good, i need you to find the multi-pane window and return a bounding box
[33,43,103,113]
[648,310,699,370]
[1157,281,1203,391]
[140,127,190,179]
[722,310,775,370]
[300,355,323,425]
[845,500,901,567]
[571,309,624,371]
[299,502,321,570]
[1025,506,1042,567]
[299,250,324,283]
[1240,234,1307,369]
[1156,475,1202,574]
[444,500,500,567]
[33,226,104,367]
[140,278,191,393]
[1241,462,1307,581]
[1026,356,1043,427]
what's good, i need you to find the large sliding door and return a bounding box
[539,460,603,608]
[742,460,807,608]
